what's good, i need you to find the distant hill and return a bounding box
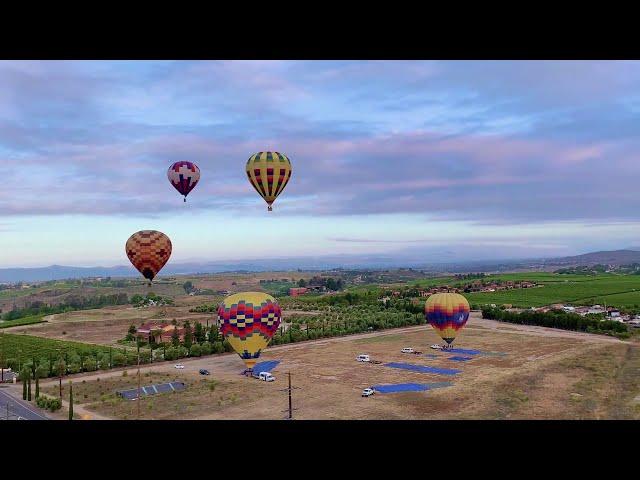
[3,249,640,283]
[546,250,640,266]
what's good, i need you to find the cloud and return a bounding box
[0,60,639,226]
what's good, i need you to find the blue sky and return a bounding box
[1,60,640,267]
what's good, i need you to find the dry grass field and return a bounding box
[35,315,640,420]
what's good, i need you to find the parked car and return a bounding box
[174,364,185,369]
[430,344,443,350]
[356,354,370,362]
[199,369,210,375]
[401,347,414,354]
[362,388,375,397]
[258,372,275,382]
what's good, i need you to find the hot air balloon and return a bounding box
[425,292,470,347]
[125,230,172,283]
[246,151,292,211]
[167,161,200,202]
[217,292,282,370]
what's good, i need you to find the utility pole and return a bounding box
[137,350,141,419]
[280,371,299,420]
[58,349,63,398]
[1,332,4,383]
[287,372,292,419]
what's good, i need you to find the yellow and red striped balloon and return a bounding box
[245,152,292,211]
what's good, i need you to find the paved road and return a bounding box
[0,387,49,420]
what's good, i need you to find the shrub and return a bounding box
[84,357,97,372]
[36,394,62,412]
[164,347,179,361]
[189,344,202,357]
[112,353,127,367]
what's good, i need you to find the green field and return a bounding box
[0,332,112,361]
[0,315,46,329]
[453,273,640,308]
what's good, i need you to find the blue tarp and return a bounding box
[117,381,186,400]
[252,360,280,373]
[449,356,473,362]
[372,382,453,393]
[384,362,461,376]
[444,348,482,355]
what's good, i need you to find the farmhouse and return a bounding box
[136,322,187,343]
[289,287,308,296]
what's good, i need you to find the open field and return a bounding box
[31,314,640,420]
[438,273,640,308]
[0,332,112,360]
[1,298,316,347]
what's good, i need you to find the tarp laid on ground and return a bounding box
[372,382,453,393]
[384,362,461,376]
[444,348,482,355]
[252,360,280,373]
[117,381,186,400]
[449,356,473,362]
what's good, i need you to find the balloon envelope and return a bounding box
[125,230,172,282]
[246,152,292,211]
[168,161,200,201]
[217,292,282,369]
[425,293,470,344]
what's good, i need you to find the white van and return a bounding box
[356,354,370,362]
[258,372,275,382]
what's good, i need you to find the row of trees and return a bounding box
[481,306,629,337]
[296,277,345,291]
[3,293,130,321]
[130,292,173,307]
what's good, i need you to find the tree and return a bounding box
[297,279,306,287]
[68,381,73,421]
[183,281,194,294]
[194,322,205,343]
[171,327,180,347]
[126,324,137,341]
[183,321,193,349]
[35,368,40,399]
[131,294,143,305]
[207,325,219,343]
[22,370,27,400]
[27,369,32,401]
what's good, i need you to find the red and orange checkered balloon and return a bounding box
[125,230,172,282]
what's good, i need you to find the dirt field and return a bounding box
[3,295,320,346]
[29,314,640,420]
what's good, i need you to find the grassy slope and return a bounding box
[0,332,112,359]
[0,315,46,329]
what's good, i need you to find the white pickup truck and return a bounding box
[258,372,275,382]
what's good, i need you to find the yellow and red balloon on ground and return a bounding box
[246,151,292,211]
[125,230,172,283]
[425,292,470,345]
[217,292,282,369]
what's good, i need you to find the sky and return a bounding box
[1,60,640,268]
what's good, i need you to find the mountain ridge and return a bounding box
[2,249,640,282]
